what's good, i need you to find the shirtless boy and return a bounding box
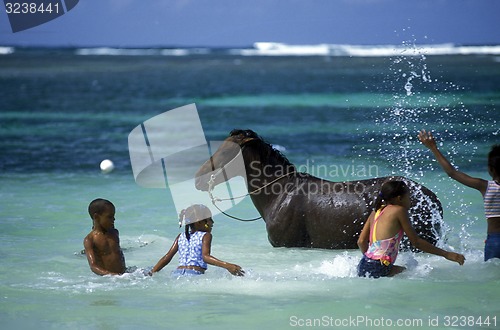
[84,199,126,275]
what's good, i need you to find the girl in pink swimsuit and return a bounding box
[357,180,465,278]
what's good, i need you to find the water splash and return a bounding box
[371,39,476,178]
[357,38,485,248]
[317,252,359,278]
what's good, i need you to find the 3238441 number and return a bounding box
[443,315,497,327]
[5,2,60,14]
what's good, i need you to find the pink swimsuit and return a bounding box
[364,206,404,265]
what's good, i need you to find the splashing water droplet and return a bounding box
[404,81,413,96]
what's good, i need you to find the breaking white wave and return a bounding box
[74,47,210,56]
[70,43,500,57]
[0,46,14,55]
[3,43,500,57]
[241,42,500,57]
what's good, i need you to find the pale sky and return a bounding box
[1,0,499,47]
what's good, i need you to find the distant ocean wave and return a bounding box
[76,43,500,57]
[247,42,500,57]
[2,42,500,57]
[74,43,500,57]
[0,46,14,55]
[74,47,211,56]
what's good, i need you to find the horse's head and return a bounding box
[194,129,259,191]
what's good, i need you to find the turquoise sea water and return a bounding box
[1,47,499,329]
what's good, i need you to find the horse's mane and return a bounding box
[229,129,295,169]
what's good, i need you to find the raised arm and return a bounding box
[418,129,487,195]
[202,233,244,276]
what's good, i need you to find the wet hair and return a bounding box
[488,144,500,176]
[179,204,212,240]
[373,180,410,211]
[88,198,114,218]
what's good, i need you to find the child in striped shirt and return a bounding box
[418,130,500,261]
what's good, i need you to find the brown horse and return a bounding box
[195,129,443,250]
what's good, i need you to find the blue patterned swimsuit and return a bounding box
[177,231,208,269]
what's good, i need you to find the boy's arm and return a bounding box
[151,235,180,274]
[418,130,487,194]
[83,235,118,276]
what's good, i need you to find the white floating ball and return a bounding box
[100,159,115,173]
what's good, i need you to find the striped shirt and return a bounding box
[484,180,500,218]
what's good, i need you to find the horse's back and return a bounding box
[264,174,443,249]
